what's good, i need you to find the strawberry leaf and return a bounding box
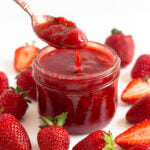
[0,107,4,114]
[16,86,22,93]
[10,87,16,91]
[47,116,53,121]
[21,91,29,97]
[39,112,68,128]
[54,112,68,127]
[16,66,32,78]
[144,75,150,83]
[102,131,115,150]
[39,124,49,129]
[111,28,122,34]
[25,98,32,103]
[40,116,54,126]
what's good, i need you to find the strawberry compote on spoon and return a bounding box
[13,0,88,49]
[34,16,88,49]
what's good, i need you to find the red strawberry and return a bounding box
[105,28,135,67]
[14,42,39,71]
[115,119,150,148]
[17,67,36,100]
[126,94,150,123]
[131,54,150,78]
[0,71,9,94]
[72,130,115,150]
[127,144,150,150]
[121,78,150,104]
[0,108,31,150]
[37,112,70,150]
[0,86,30,120]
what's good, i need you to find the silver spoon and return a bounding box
[13,0,88,49]
[13,0,56,32]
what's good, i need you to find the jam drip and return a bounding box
[74,49,82,74]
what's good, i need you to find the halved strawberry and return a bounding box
[115,119,150,148]
[121,78,150,104]
[14,43,39,71]
[127,144,150,150]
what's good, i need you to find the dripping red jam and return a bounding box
[33,42,120,134]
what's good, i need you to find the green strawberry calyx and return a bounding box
[10,86,31,103]
[39,112,68,128]
[144,75,150,84]
[0,108,4,114]
[102,131,115,150]
[25,40,36,47]
[111,28,122,34]
[16,66,32,78]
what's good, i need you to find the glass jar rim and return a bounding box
[33,41,120,81]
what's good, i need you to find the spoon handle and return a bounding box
[13,0,33,17]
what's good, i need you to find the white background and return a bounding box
[0,0,150,149]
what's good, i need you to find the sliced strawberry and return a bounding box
[14,43,39,71]
[115,119,150,148]
[121,78,150,104]
[127,144,150,150]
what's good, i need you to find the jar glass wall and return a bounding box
[33,42,120,134]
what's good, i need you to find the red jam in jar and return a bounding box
[33,42,120,134]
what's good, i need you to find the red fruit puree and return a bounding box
[33,42,120,134]
[34,17,88,49]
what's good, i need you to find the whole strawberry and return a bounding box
[0,71,9,95]
[73,130,114,150]
[115,119,150,148]
[126,94,150,123]
[0,86,30,120]
[17,67,36,100]
[37,112,70,150]
[131,54,150,78]
[127,144,150,150]
[105,28,135,67]
[0,108,31,150]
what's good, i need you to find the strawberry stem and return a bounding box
[32,40,36,46]
[0,108,4,114]
[25,42,29,46]
[111,28,122,34]
[25,41,36,46]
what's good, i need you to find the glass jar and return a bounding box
[33,41,120,134]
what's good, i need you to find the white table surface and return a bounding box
[0,0,150,149]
